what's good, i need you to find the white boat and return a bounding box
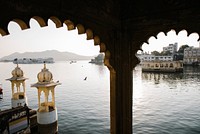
[141,61,183,73]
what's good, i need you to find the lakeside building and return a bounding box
[163,42,178,54]
[137,54,173,62]
[13,58,54,64]
[183,46,200,65]
[141,60,183,73]
[89,53,104,64]
[138,43,179,62]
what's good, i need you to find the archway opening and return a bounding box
[133,29,200,134]
[0,18,110,133]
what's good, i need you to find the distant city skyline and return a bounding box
[0,19,199,57]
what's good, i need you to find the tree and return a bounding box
[151,51,160,56]
[178,45,189,53]
[160,50,172,56]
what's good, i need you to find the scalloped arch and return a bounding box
[12,19,28,30]
[76,24,85,34]
[0,28,6,36]
[31,16,47,27]
[145,29,199,45]
[0,16,111,67]
[63,20,75,30]
[49,16,62,28]
[86,29,93,40]
[94,36,100,45]
[104,50,112,69]
[100,43,106,52]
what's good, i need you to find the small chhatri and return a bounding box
[31,63,61,134]
[6,64,28,108]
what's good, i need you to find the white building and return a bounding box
[137,54,173,62]
[183,46,200,65]
[13,58,54,64]
[163,42,178,54]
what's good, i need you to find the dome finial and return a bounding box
[44,61,46,69]
[11,63,24,78]
[37,62,53,83]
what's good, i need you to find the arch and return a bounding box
[12,19,28,30]
[0,28,6,36]
[31,16,47,27]
[94,36,100,45]
[100,43,106,52]
[104,50,111,68]
[76,24,85,34]
[49,16,62,28]
[0,16,109,56]
[141,29,200,54]
[86,29,93,40]
[63,20,75,30]
[0,15,115,134]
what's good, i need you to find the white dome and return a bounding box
[37,64,53,83]
[11,64,24,78]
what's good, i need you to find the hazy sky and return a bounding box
[0,19,100,58]
[0,19,199,58]
[141,30,199,53]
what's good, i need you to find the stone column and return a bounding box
[11,83,14,97]
[107,30,138,134]
[38,89,41,109]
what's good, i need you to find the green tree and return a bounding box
[160,51,172,56]
[178,45,189,53]
[151,51,160,56]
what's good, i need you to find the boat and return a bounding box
[141,60,183,73]
[70,60,77,64]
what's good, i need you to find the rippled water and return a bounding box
[133,66,200,134]
[2,62,200,134]
[0,61,110,134]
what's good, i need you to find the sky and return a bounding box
[0,19,199,58]
[0,19,100,58]
[141,30,199,53]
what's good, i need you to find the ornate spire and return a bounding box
[37,63,53,83]
[11,64,24,78]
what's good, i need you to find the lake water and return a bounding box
[0,61,110,134]
[133,66,200,134]
[1,61,200,134]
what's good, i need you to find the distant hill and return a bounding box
[0,50,96,61]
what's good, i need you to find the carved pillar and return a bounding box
[51,88,55,108]
[108,30,136,134]
[45,89,49,112]
[11,83,14,97]
[22,81,26,93]
[38,89,41,109]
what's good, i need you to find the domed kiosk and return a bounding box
[6,64,28,108]
[31,63,61,134]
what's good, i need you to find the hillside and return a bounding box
[0,50,96,61]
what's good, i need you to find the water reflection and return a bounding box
[142,72,184,84]
[133,65,200,134]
